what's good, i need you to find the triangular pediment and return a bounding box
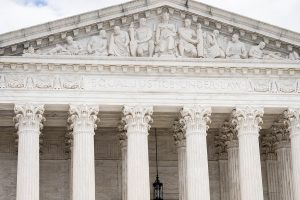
[0,0,299,60]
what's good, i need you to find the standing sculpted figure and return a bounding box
[87,30,108,56]
[196,23,204,58]
[155,12,177,57]
[226,33,247,59]
[205,30,225,58]
[109,26,130,57]
[178,18,198,57]
[47,36,84,55]
[129,18,154,57]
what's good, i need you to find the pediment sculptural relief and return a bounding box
[22,12,300,61]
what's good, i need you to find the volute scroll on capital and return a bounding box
[180,105,211,134]
[284,107,300,137]
[122,105,153,134]
[232,106,264,135]
[14,103,46,132]
[67,104,100,132]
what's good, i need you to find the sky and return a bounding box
[0,0,299,34]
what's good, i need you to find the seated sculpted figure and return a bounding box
[23,45,36,56]
[249,41,283,60]
[249,41,266,59]
[226,34,247,59]
[129,18,154,57]
[47,36,84,55]
[155,12,177,57]
[178,19,198,58]
[109,26,130,57]
[87,30,108,56]
[205,30,225,58]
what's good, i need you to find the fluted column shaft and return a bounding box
[14,104,45,200]
[176,140,187,200]
[290,134,300,200]
[233,107,264,200]
[218,159,229,200]
[120,139,127,200]
[275,141,293,200]
[68,105,99,200]
[181,105,211,200]
[265,158,280,200]
[285,108,300,200]
[123,105,153,200]
[226,140,240,200]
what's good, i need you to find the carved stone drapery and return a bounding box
[284,108,300,200]
[68,104,99,200]
[232,106,264,200]
[180,105,211,200]
[14,103,45,200]
[173,120,187,200]
[122,105,153,200]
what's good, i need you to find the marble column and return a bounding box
[265,158,280,200]
[173,120,187,200]
[123,105,153,200]
[180,105,211,200]
[218,159,229,200]
[232,106,264,200]
[68,104,99,200]
[14,103,45,200]
[226,140,240,200]
[118,122,127,200]
[65,131,73,200]
[220,120,240,200]
[275,141,293,200]
[261,131,280,200]
[284,108,300,200]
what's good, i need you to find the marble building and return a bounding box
[0,0,300,200]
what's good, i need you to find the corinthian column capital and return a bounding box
[68,104,99,134]
[122,105,153,134]
[173,120,186,147]
[284,107,300,137]
[14,103,45,133]
[117,120,127,148]
[232,106,264,136]
[180,105,211,135]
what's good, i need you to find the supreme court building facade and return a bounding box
[0,0,300,200]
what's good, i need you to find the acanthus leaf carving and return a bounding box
[122,105,153,134]
[232,106,264,136]
[14,103,45,133]
[67,104,99,134]
[172,120,186,147]
[284,107,300,137]
[180,105,211,134]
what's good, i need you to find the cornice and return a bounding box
[0,56,300,76]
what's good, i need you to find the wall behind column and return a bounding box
[40,127,70,200]
[0,127,17,200]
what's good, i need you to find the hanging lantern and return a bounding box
[153,175,163,200]
[153,128,163,200]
